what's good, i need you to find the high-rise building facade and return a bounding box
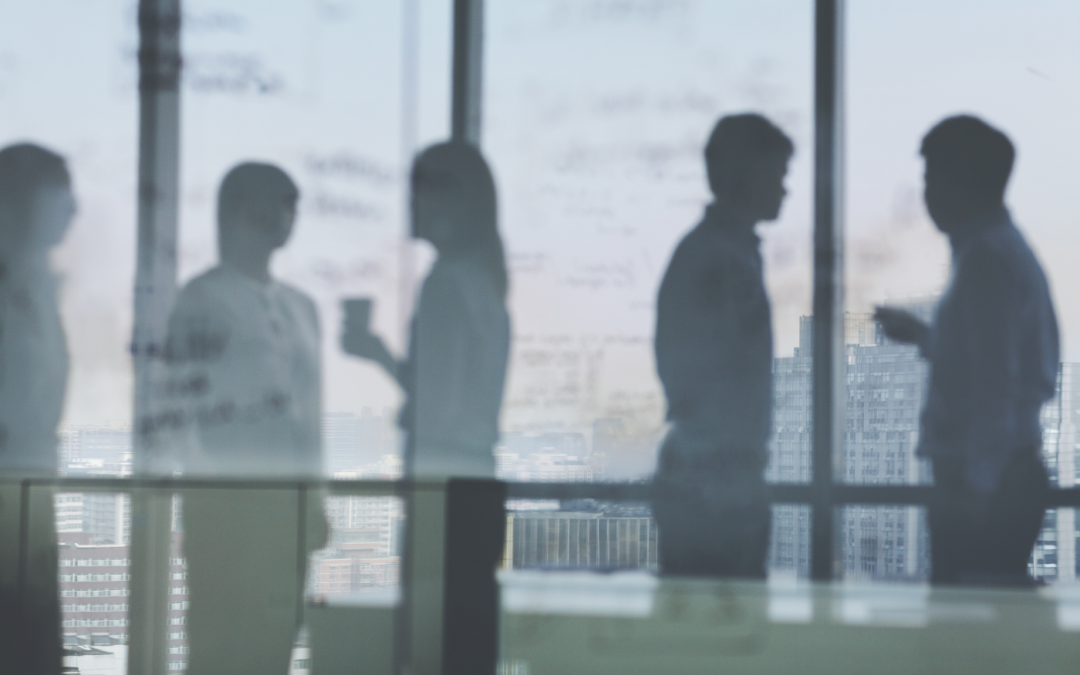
[59,422,132,471]
[55,492,130,546]
[1033,362,1080,581]
[767,309,1078,583]
[505,510,658,571]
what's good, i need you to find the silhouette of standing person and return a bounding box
[162,163,328,674]
[875,116,1058,586]
[342,141,510,479]
[342,141,510,673]
[652,114,792,578]
[0,143,75,674]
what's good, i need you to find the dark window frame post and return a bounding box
[127,1,182,673]
[811,0,846,583]
[451,0,484,145]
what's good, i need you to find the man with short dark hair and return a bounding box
[159,162,328,674]
[652,113,793,578]
[876,115,1058,585]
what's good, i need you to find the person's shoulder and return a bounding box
[959,221,1051,302]
[274,278,315,304]
[173,266,232,311]
[274,280,319,319]
[675,220,715,249]
[968,220,1040,273]
[421,259,471,299]
[667,222,723,267]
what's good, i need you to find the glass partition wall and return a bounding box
[2,1,1080,674]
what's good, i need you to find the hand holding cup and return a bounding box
[341,298,383,360]
[873,305,929,346]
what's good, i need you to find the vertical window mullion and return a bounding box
[451,0,484,144]
[128,0,183,672]
[811,0,846,583]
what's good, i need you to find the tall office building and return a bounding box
[505,510,658,571]
[323,491,401,558]
[55,492,131,546]
[313,495,401,596]
[765,316,814,577]
[1033,362,1080,581]
[308,527,400,596]
[57,424,134,546]
[58,532,190,673]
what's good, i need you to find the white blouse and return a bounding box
[404,253,510,479]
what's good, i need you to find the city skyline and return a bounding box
[54,302,1080,588]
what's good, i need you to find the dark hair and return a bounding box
[704,114,793,197]
[921,115,1014,203]
[0,143,70,242]
[217,162,299,237]
[412,142,507,300]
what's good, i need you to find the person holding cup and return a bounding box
[341,141,510,479]
[341,141,509,674]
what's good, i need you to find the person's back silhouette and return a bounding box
[652,114,792,578]
[162,163,328,674]
[875,116,1058,586]
[0,143,76,673]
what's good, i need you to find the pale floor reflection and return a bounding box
[500,571,1080,674]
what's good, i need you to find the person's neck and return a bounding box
[220,249,273,284]
[706,199,759,237]
[946,203,1007,249]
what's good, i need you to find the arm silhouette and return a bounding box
[341,323,406,388]
[874,306,930,354]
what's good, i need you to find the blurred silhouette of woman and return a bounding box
[343,140,510,478]
[342,140,509,674]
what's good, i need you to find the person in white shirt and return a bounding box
[159,163,327,674]
[652,114,792,578]
[0,143,76,674]
[342,141,509,674]
[876,116,1058,586]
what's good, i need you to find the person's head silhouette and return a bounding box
[411,141,506,298]
[217,162,299,281]
[921,115,1014,234]
[0,143,75,272]
[704,114,793,227]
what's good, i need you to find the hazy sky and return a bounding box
[1,0,1078,454]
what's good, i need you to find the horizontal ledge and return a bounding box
[507,482,652,502]
[506,482,1080,509]
[3,477,1079,508]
